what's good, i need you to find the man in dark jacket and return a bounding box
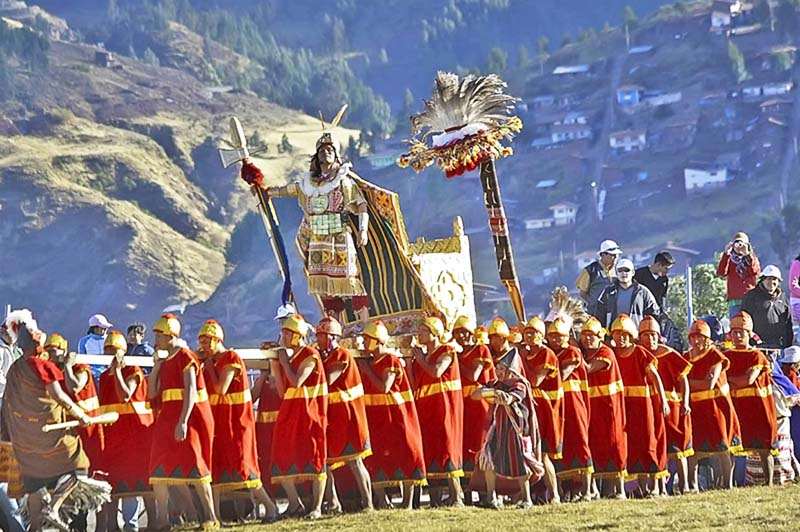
[741,265,794,349]
[597,259,660,328]
[576,239,622,319]
[634,251,675,311]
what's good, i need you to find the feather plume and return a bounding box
[546,286,588,329]
[330,104,348,128]
[410,71,519,136]
[4,309,39,342]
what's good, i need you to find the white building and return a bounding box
[549,202,579,226]
[763,81,794,96]
[711,0,743,30]
[524,217,555,230]
[609,129,647,152]
[551,124,593,143]
[684,165,728,192]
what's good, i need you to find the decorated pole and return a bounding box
[400,72,526,322]
[218,117,294,306]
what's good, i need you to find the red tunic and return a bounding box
[686,347,742,457]
[63,363,104,472]
[725,348,778,455]
[413,345,464,479]
[206,350,262,490]
[653,346,694,459]
[584,345,627,478]
[149,348,214,485]
[555,345,593,478]
[98,365,153,494]
[459,344,496,476]
[616,346,663,479]
[270,346,327,482]
[522,344,564,459]
[360,352,427,487]
[255,377,281,496]
[323,347,371,469]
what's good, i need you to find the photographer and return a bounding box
[717,232,761,318]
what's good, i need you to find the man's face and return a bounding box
[418,327,433,345]
[453,328,472,347]
[580,331,601,350]
[522,329,543,347]
[103,345,121,357]
[762,276,780,294]
[46,347,65,363]
[317,332,331,352]
[640,331,659,351]
[730,328,750,348]
[363,336,379,354]
[599,252,617,267]
[546,332,566,349]
[616,266,633,285]
[127,330,143,345]
[317,144,336,166]
[653,262,673,277]
[612,331,633,348]
[688,334,707,350]
[92,326,108,336]
[489,334,507,353]
[197,336,213,356]
[153,331,170,350]
[279,329,297,348]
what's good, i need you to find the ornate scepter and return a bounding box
[399,72,526,322]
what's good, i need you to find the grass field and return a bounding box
[211,484,800,532]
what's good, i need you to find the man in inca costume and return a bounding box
[241,109,371,321]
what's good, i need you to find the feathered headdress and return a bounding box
[3,308,44,346]
[545,286,589,332]
[399,71,523,178]
[316,104,348,155]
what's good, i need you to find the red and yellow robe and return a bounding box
[413,345,464,480]
[555,345,593,478]
[686,347,742,457]
[361,352,427,487]
[323,347,371,469]
[206,350,262,490]
[522,344,564,460]
[458,344,496,477]
[255,376,281,496]
[616,345,664,479]
[98,365,153,494]
[270,346,328,483]
[584,345,627,478]
[652,346,694,459]
[725,348,778,455]
[149,348,214,485]
[63,363,104,472]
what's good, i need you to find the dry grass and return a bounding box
[212,484,800,532]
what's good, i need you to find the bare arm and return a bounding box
[46,381,92,425]
[358,359,396,393]
[63,362,89,396]
[585,357,611,375]
[113,365,138,403]
[729,367,762,388]
[175,366,198,442]
[679,375,691,414]
[527,367,549,388]
[560,360,580,381]
[468,359,488,383]
[217,365,238,396]
[326,362,347,387]
[280,353,315,388]
[646,365,671,416]
[415,352,453,379]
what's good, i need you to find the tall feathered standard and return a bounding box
[400,71,522,178]
[546,286,589,331]
[399,71,526,323]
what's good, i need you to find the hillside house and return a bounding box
[617,85,643,106]
[551,124,592,143]
[531,95,555,109]
[524,217,555,230]
[95,50,113,67]
[628,45,654,55]
[553,64,590,77]
[644,91,682,107]
[554,111,589,125]
[763,81,794,96]
[549,202,578,226]
[684,164,729,193]
[760,98,792,117]
[609,129,647,153]
[742,85,762,98]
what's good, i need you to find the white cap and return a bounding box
[761,265,783,281]
[88,313,112,329]
[273,303,297,321]
[779,346,800,364]
[616,258,634,271]
[598,239,622,255]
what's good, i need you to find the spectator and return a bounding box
[789,253,800,328]
[77,313,113,355]
[741,265,793,349]
[717,232,761,318]
[634,251,675,311]
[576,239,622,318]
[126,322,154,357]
[596,258,660,328]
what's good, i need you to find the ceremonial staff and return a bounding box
[400,72,526,322]
[219,117,295,307]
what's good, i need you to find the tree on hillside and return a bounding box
[0,53,14,102]
[727,40,749,82]
[775,50,794,71]
[142,47,160,67]
[400,87,415,120]
[487,47,508,74]
[378,48,389,64]
[518,45,530,69]
[536,35,550,74]
[330,16,347,54]
[666,262,728,338]
[770,203,800,263]
[623,5,638,28]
